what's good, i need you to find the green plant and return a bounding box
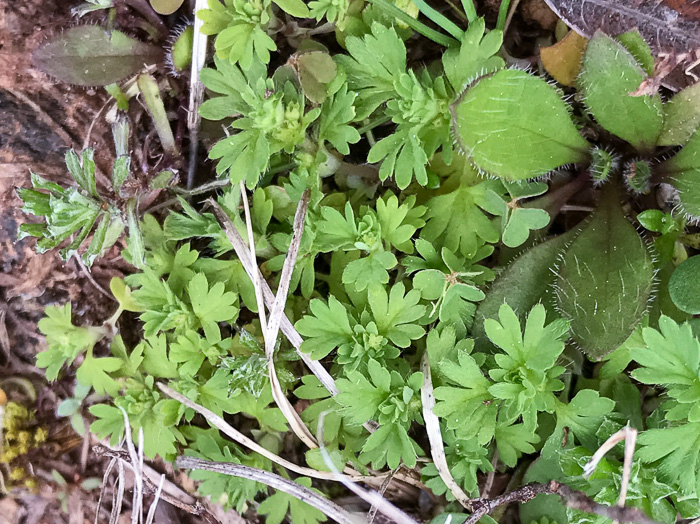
[20,3,700,524]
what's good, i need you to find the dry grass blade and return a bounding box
[94,457,117,524]
[420,352,473,510]
[207,198,339,396]
[144,474,165,524]
[239,183,317,448]
[239,181,267,335]
[267,188,310,343]
[157,382,376,482]
[109,460,126,524]
[583,426,638,524]
[316,412,420,524]
[94,446,215,520]
[187,0,209,188]
[583,427,636,479]
[119,408,144,524]
[177,456,362,524]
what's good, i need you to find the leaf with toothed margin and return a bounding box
[578,31,663,152]
[473,229,576,351]
[450,69,589,181]
[32,26,162,87]
[555,186,655,360]
[657,128,700,219]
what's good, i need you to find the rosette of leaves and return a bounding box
[295,282,426,373]
[433,304,570,467]
[199,56,321,187]
[198,0,310,69]
[336,358,424,469]
[309,193,426,292]
[16,147,145,267]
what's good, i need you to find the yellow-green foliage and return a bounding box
[1,401,48,488]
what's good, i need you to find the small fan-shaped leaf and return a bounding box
[450,69,589,180]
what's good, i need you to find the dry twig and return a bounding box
[94,446,217,523]
[177,456,362,524]
[465,481,660,524]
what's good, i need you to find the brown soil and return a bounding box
[0,2,207,522]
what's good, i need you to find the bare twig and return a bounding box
[366,466,400,524]
[464,481,659,524]
[73,255,117,302]
[177,456,362,524]
[94,446,215,520]
[420,352,473,510]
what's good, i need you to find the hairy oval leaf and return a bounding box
[659,82,700,146]
[555,187,655,359]
[579,31,663,151]
[32,26,162,86]
[657,128,700,218]
[669,255,700,314]
[450,69,589,180]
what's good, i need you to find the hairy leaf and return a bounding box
[451,69,589,180]
[579,31,663,151]
[555,187,655,359]
[32,25,162,86]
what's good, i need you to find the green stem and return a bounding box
[366,0,458,47]
[412,0,464,40]
[357,115,392,135]
[496,0,513,32]
[460,0,478,24]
